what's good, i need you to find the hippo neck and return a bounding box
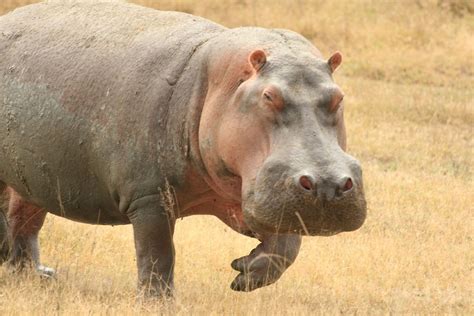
[183,43,241,203]
[185,30,278,203]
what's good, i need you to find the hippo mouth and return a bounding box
[241,177,367,236]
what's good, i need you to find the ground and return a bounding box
[0,0,473,314]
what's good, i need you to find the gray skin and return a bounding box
[0,1,366,295]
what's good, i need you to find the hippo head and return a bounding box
[199,40,366,236]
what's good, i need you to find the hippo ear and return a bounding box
[328,51,342,73]
[249,50,267,72]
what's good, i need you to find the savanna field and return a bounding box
[0,0,472,314]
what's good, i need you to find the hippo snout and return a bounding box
[242,160,367,236]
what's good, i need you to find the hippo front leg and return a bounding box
[230,234,302,291]
[128,196,175,297]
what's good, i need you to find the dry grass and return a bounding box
[0,0,473,314]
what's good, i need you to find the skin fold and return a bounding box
[0,1,366,296]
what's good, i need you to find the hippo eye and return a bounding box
[332,103,344,126]
[329,93,344,113]
[263,92,273,102]
[333,99,343,113]
[262,88,284,111]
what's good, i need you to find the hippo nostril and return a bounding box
[343,177,353,192]
[299,175,314,191]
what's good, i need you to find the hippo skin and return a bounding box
[0,1,366,295]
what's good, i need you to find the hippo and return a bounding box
[0,1,366,296]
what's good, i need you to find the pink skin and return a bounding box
[6,188,46,238]
[174,50,273,236]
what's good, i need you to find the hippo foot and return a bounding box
[36,264,55,278]
[5,262,55,279]
[230,243,287,292]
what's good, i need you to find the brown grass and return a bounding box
[0,0,473,314]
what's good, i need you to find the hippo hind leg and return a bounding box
[0,210,8,263]
[0,182,9,263]
[3,187,54,277]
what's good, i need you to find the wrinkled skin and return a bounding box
[0,1,366,296]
